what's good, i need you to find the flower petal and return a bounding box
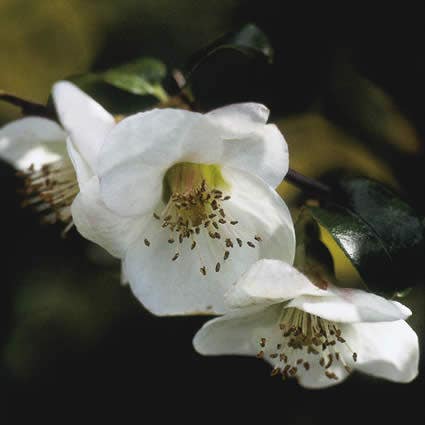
[98,108,224,216]
[193,304,280,356]
[296,360,351,389]
[226,260,327,309]
[52,81,115,171]
[208,103,288,188]
[287,287,412,323]
[66,138,93,186]
[0,117,66,170]
[343,320,419,383]
[71,176,144,258]
[124,168,296,316]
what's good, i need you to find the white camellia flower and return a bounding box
[66,95,295,315]
[194,259,419,388]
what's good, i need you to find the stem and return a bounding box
[285,168,331,198]
[0,91,53,118]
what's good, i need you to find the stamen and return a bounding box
[149,170,263,276]
[256,307,357,383]
[18,159,78,231]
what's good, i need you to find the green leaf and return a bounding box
[307,177,424,293]
[103,57,168,101]
[67,73,160,116]
[185,23,273,80]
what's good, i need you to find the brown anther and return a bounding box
[172,253,180,261]
[256,351,264,359]
[212,222,219,229]
[236,238,243,247]
[276,344,282,350]
[223,195,231,200]
[219,209,225,218]
[247,241,255,248]
[208,213,216,219]
[344,365,352,373]
[230,220,238,225]
[209,231,216,239]
[168,238,175,244]
[164,215,172,221]
[289,367,298,376]
[144,239,150,247]
[320,357,325,367]
[303,362,310,370]
[224,251,230,261]
[225,239,234,248]
[215,262,221,272]
[352,353,358,362]
[260,338,266,348]
[280,354,288,363]
[269,353,278,359]
[153,213,160,220]
[297,359,303,365]
[218,218,226,224]
[214,232,221,239]
[325,371,338,380]
[200,266,207,276]
[191,241,196,250]
[204,221,211,228]
[195,227,200,234]
[179,234,183,244]
[271,368,281,377]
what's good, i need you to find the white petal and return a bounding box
[52,81,115,171]
[98,108,224,216]
[66,138,93,186]
[287,287,412,323]
[193,304,280,356]
[71,176,144,258]
[296,361,351,389]
[208,103,288,188]
[124,168,295,316]
[0,117,66,170]
[207,103,270,126]
[343,320,419,383]
[226,259,328,309]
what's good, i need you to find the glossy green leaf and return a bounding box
[103,58,168,101]
[185,23,273,80]
[308,176,424,293]
[67,73,160,116]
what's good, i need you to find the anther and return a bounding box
[254,235,262,242]
[215,262,221,272]
[247,241,255,248]
[144,238,150,247]
[172,253,179,261]
[191,241,196,250]
[200,266,207,276]
[236,238,243,247]
[230,220,238,225]
[224,251,230,260]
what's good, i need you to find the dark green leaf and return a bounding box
[103,58,168,101]
[308,177,424,293]
[185,23,273,81]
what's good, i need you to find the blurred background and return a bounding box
[1,0,424,423]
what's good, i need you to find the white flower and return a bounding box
[66,99,295,315]
[194,259,419,388]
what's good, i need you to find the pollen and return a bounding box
[256,308,357,382]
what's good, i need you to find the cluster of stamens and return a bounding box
[144,179,262,275]
[18,160,78,234]
[257,308,357,381]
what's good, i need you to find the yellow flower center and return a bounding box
[144,162,262,275]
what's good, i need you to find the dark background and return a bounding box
[1,1,424,423]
